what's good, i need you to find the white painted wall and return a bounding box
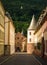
[27,30,35,43]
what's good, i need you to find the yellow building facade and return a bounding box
[0,1,15,55]
[0,1,5,55]
[5,15,15,55]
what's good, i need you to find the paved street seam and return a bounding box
[32,55,42,65]
[0,55,15,65]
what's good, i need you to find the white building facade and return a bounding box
[27,7,47,56]
[27,15,36,54]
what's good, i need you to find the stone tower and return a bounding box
[27,15,36,54]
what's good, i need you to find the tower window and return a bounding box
[29,38,31,42]
[29,32,31,35]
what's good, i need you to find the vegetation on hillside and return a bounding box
[1,0,47,36]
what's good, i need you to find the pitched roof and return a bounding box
[34,7,47,34]
[21,29,24,35]
[28,15,36,30]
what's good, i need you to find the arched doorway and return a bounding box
[16,47,21,52]
[15,42,22,52]
[15,42,27,52]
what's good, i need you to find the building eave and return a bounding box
[34,13,47,34]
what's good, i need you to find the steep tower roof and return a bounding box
[28,15,36,30]
[21,29,24,35]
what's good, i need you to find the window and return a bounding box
[22,37,23,40]
[17,37,19,39]
[29,32,31,35]
[29,38,31,42]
